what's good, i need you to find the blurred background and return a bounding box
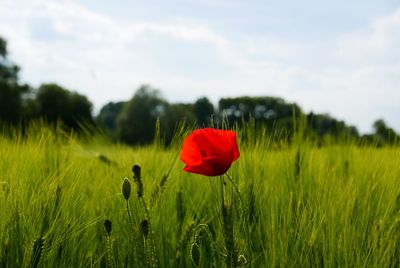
[0,0,399,145]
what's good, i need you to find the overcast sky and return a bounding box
[1,0,399,133]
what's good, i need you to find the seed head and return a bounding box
[132,165,141,180]
[137,181,144,198]
[132,164,143,197]
[140,219,149,238]
[190,243,200,266]
[122,178,131,200]
[104,219,112,235]
[237,255,247,266]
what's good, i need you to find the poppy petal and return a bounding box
[180,128,240,176]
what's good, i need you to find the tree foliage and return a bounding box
[35,84,94,129]
[219,96,302,133]
[306,112,359,141]
[117,85,169,145]
[0,37,30,124]
[97,101,126,137]
[194,97,214,126]
[0,35,398,146]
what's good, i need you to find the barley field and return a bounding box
[1,126,400,267]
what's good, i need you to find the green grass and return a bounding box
[0,126,400,267]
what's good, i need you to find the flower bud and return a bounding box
[122,178,131,200]
[140,219,149,238]
[104,219,112,235]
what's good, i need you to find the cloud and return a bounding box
[327,9,400,131]
[0,0,399,133]
[336,9,400,65]
[0,0,230,97]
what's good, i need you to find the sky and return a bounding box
[0,0,399,133]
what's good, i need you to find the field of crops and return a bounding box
[1,126,400,267]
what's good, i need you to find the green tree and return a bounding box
[306,112,359,141]
[36,83,94,130]
[97,101,126,137]
[194,97,214,126]
[117,85,169,145]
[372,119,398,145]
[219,96,302,130]
[69,92,94,127]
[163,103,196,142]
[0,37,30,124]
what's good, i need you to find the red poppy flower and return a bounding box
[180,128,240,176]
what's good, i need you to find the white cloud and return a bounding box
[0,0,230,100]
[336,9,400,65]
[327,9,400,131]
[0,0,399,133]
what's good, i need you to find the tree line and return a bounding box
[1,36,398,146]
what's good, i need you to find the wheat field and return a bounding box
[0,125,399,267]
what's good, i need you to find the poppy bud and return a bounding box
[140,219,149,238]
[104,219,112,235]
[132,165,141,180]
[122,178,131,200]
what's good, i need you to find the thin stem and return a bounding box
[140,197,153,267]
[125,200,135,263]
[225,173,245,212]
[141,197,151,222]
[106,235,113,268]
[225,173,252,267]
[219,175,225,208]
[221,175,237,268]
[126,201,133,228]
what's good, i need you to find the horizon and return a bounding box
[1,0,399,133]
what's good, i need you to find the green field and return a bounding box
[1,126,400,267]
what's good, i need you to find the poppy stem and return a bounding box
[220,175,237,267]
[219,175,225,207]
[125,200,133,229]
